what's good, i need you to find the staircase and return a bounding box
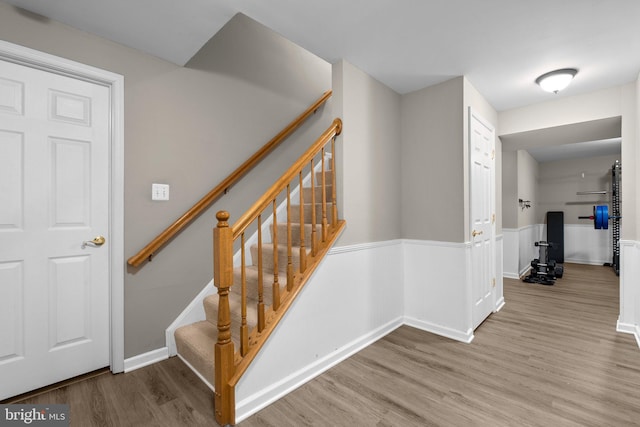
[174,169,333,385]
[173,118,344,425]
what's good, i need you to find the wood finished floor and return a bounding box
[5,264,640,426]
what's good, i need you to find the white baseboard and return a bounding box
[235,317,404,423]
[564,258,609,266]
[494,297,505,312]
[616,320,640,349]
[503,272,519,279]
[404,316,474,344]
[124,347,169,373]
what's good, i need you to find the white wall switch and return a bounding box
[152,183,170,201]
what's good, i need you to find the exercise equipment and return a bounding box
[523,241,562,285]
[547,211,564,265]
[576,160,621,275]
[611,161,621,275]
[523,211,564,285]
[578,204,621,230]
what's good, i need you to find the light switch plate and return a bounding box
[152,183,170,201]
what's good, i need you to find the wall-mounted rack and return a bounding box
[576,160,621,275]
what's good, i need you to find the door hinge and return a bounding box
[492,278,496,288]
[492,213,496,224]
[491,149,495,160]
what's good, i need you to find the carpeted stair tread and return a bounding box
[274,223,320,247]
[174,321,217,386]
[250,242,310,274]
[288,202,336,224]
[204,291,260,333]
[231,265,287,302]
[315,170,333,185]
[302,185,332,203]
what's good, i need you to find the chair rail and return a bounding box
[127,90,332,267]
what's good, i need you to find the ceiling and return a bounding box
[526,138,621,163]
[1,0,636,164]
[500,116,622,162]
[4,0,640,113]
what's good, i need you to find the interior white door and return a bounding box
[0,58,110,399]
[469,108,495,330]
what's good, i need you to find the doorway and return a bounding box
[0,40,124,400]
[469,108,496,329]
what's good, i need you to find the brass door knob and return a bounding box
[83,236,106,248]
[472,230,483,237]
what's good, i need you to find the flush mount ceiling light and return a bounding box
[535,68,578,94]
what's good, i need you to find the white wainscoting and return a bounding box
[403,240,473,343]
[618,240,640,348]
[518,225,543,276]
[495,235,505,311]
[559,224,612,265]
[502,225,543,278]
[503,224,612,279]
[234,241,405,423]
[502,229,519,279]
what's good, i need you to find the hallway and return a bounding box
[5,264,638,426]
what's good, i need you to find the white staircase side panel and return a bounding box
[165,280,215,356]
[234,240,404,423]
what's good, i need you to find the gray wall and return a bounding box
[0,6,332,357]
[332,60,402,245]
[538,154,620,225]
[502,151,518,229]
[332,69,499,246]
[517,150,539,228]
[401,77,465,242]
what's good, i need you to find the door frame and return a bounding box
[0,40,124,373]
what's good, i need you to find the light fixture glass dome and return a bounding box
[535,68,578,93]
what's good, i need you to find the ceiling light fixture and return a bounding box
[535,68,578,94]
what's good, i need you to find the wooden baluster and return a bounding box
[240,233,248,356]
[298,171,307,273]
[286,184,293,291]
[310,158,317,256]
[213,211,236,426]
[321,147,328,242]
[272,200,280,311]
[257,214,265,332]
[331,136,338,229]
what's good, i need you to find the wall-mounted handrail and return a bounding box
[127,90,333,267]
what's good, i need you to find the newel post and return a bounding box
[213,211,236,425]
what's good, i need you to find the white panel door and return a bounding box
[0,59,110,399]
[469,108,495,330]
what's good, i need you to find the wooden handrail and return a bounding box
[127,90,333,267]
[232,118,342,239]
